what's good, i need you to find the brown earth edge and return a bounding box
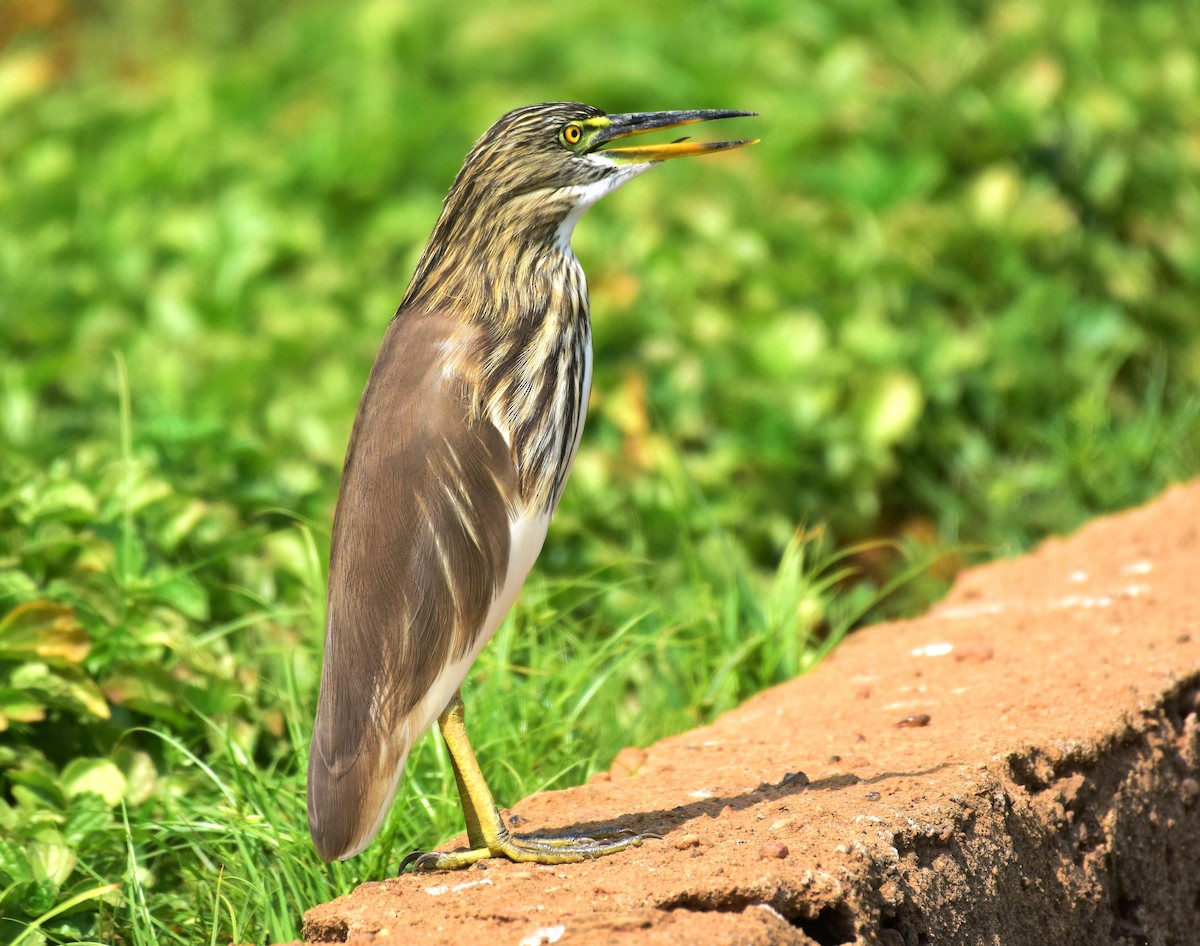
[299,481,1200,946]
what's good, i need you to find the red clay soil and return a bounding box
[300,481,1200,946]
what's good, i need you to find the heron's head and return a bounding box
[462,102,754,199]
[442,103,754,240]
[404,102,755,310]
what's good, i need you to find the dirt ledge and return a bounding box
[300,482,1200,946]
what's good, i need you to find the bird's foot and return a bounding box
[400,827,658,872]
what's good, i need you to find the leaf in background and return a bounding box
[0,602,91,665]
[5,750,66,814]
[61,758,127,807]
[8,663,111,720]
[13,877,58,920]
[0,687,47,729]
[113,747,159,804]
[154,573,210,621]
[101,665,190,728]
[28,827,76,887]
[0,836,34,884]
[861,371,924,448]
[157,498,209,550]
[0,569,39,602]
[18,479,99,524]
[62,795,114,847]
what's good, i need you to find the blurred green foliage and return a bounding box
[2,0,1199,941]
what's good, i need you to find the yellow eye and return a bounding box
[562,122,583,146]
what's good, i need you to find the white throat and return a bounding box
[555,162,653,254]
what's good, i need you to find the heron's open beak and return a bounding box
[591,109,757,164]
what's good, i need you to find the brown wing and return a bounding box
[307,309,518,861]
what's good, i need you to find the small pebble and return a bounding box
[672,833,701,850]
[508,813,528,827]
[896,714,931,728]
[865,791,881,802]
[781,771,809,788]
[1181,777,1199,807]
[758,842,789,860]
[718,804,734,819]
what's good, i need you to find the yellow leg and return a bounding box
[400,691,654,872]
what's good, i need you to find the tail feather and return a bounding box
[307,721,409,862]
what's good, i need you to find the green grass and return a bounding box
[3,0,1200,942]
